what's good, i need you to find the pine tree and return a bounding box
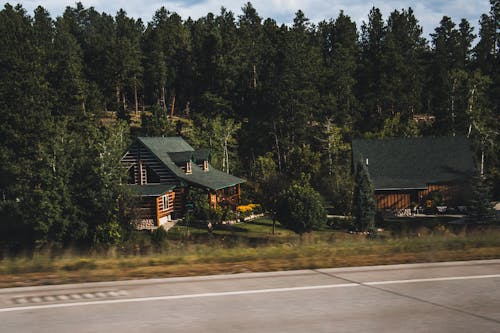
[380,8,426,122]
[467,175,496,224]
[358,7,385,132]
[114,9,143,113]
[319,11,359,126]
[0,4,58,247]
[353,159,376,232]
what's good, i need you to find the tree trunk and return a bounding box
[170,95,176,117]
[161,86,166,109]
[480,140,485,177]
[115,85,120,110]
[451,78,456,136]
[253,64,257,91]
[273,121,282,172]
[134,79,139,114]
[223,137,229,173]
[467,86,476,138]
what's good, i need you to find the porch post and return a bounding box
[155,196,161,226]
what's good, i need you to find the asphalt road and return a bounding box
[0,260,499,332]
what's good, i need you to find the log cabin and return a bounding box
[352,136,475,211]
[121,137,245,229]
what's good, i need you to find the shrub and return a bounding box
[276,183,326,235]
[236,203,262,218]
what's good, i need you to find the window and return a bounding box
[146,165,160,184]
[186,161,192,174]
[203,160,209,171]
[162,195,170,211]
[127,165,136,184]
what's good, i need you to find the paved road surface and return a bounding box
[1,260,499,332]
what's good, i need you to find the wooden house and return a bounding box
[352,136,475,211]
[121,137,245,228]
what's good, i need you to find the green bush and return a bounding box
[327,217,354,230]
[276,182,326,235]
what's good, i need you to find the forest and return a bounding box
[0,1,499,251]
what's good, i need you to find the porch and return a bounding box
[209,184,241,208]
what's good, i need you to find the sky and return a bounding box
[11,1,492,40]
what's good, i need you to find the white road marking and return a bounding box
[43,296,56,302]
[30,297,42,303]
[1,274,499,313]
[365,274,500,285]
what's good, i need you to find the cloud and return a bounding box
[14,0,491,39]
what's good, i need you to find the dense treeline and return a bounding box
[1,2,499,250]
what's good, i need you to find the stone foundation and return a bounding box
[133,218,156,230]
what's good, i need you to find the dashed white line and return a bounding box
[43,296,56,302]
[1,274,498,313]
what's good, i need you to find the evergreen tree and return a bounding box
[114,9,144,114]
[467,175,496,224]
[0,4,68,248]
[352,159,376,232]
[319,11,359,127]
[358,7,385,132]
[143,8,191,112]
[49,17,87,118]
[380,8,426,122]
[141,103,172,136]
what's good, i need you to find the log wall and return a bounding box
[121,142,178,185]
[375,192,411,210]
[156,192,175,225]
[376,183,465,210]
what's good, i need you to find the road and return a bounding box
[0,260,499,332]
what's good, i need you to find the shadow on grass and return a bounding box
[244,220,275,227]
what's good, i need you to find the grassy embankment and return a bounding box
[0,217,499,288]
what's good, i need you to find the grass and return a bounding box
[0,218,499,288]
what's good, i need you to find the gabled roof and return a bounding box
[167,149,211,164]
[352,136,475,190]
[179,163,245,190]
[168,151,195,164]
[138,137,194,153]
[128,184,175,196]
[136,136,245,191]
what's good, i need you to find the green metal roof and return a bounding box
[179,163,245,191]
[128,184,176,196]
[167,149,210,165]
[193,149,210,162]
[138,137,194,153]
[352,136,475,190]
[136,137,245,191]
[168,151,194,164]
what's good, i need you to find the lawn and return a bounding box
[0,217,498,288]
